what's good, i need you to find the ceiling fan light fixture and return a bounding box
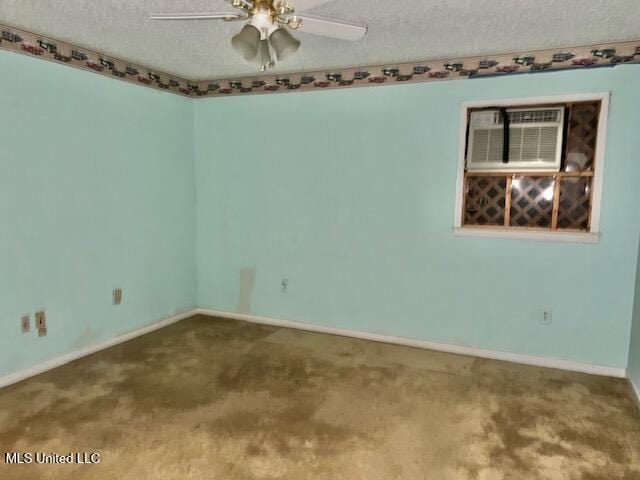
[231,24,261,60]
[269,27,300,61]
[149,0,368,71]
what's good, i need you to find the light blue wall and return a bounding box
[3,48,639,378]
[0,50,197,378]
[195,65,640,369]
[629,241,640,391]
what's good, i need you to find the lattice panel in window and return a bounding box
[557,177,591,230]
[509,176,555,228]
[464,176,506,226]
[565,102,599,172]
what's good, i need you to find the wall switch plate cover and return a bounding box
[21,315,30,333]
[35,310,46,329]
[112,288,122,305]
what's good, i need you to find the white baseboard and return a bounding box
[627,376,640,412]
[196,308,626,378]
[0,308,199,389]
[1,306,626,390]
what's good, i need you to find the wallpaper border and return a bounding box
[1,23,639,99]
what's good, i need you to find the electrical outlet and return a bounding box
[112,288,122,305]
[38,325,47,337]
[281,278,288,293]
[21,315,30,333]
[540,308,552,325]
[35,310,46,329]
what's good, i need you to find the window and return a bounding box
[454,93,608,243]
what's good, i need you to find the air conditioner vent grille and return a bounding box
[469,127,559,163]
[494,109,562,124]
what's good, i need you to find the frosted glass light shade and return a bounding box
[231,24,261,60]
[269,28,300,61]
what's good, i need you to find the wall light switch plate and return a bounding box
[35,310,46,329]
[38,325,47,337]
[539,308,552,325]
[112,288,122,305]
[21,315,30,333]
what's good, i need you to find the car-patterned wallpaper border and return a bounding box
[1,23,639,99]
[0,24,193,96]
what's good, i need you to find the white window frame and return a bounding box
[454,92,609,244]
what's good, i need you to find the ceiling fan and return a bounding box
[149,0,368,71]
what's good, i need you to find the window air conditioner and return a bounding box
[466,107,565,171]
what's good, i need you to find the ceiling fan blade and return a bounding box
[148,12,243,21]
[291,0,336,12]
[295,14,367,41]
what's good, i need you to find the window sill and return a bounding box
[453,227,600,244]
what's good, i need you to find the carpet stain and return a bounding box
[0,315,639,480]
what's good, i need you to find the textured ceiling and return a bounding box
[1,0,639,80]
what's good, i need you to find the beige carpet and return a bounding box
[1,315,639,479]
